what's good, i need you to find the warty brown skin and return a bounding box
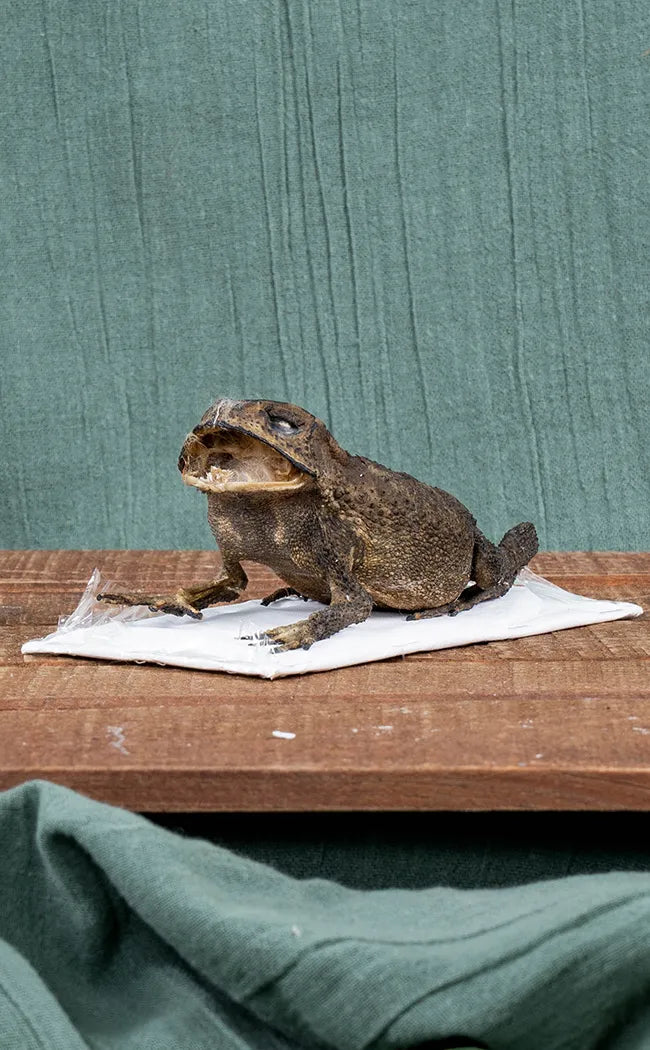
[98,398,538,651]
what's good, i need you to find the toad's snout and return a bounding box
[178,426,308,494]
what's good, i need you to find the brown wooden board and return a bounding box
[1,550,648,811]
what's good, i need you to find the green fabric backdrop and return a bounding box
[1,1,648,550]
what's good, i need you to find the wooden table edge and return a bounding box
[2,766,650,812]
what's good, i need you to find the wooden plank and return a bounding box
[0,550,648,811]
[4,767,650,812]
[1,550,648,626]
[1,696,650,810]
[1,548,648,585]
[532,551,650,575]
[2,657,650,709]
[4,693,650,768]
[0,550,267,587]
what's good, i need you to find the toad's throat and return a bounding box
[180,429,308,493]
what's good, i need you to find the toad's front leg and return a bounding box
[260,580,373,652]
[97,559,247,619]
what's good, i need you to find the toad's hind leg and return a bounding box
[407,522,537,620]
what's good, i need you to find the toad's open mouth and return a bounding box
[179,428,308,493]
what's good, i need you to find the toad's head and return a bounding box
[178,398,344,494]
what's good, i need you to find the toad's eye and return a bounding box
[267,413,299,435]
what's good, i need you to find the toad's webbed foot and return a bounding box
[260,610,343,652]
[260,587,309,606]
[256,585,373,652]
[261,618,321,652]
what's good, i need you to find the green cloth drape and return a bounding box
[0,779,649,1049]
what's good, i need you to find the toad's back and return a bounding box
[333,456,478,610]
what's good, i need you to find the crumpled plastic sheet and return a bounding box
[21,567,643,679]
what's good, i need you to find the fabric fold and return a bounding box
[1,781,650,1049]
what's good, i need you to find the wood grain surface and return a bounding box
[1,550,648,811]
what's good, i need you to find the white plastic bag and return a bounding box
[21,567,642,679]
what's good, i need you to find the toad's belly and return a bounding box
[362,575,465,611]
[207,491,332,604]
[261,556,332,605]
